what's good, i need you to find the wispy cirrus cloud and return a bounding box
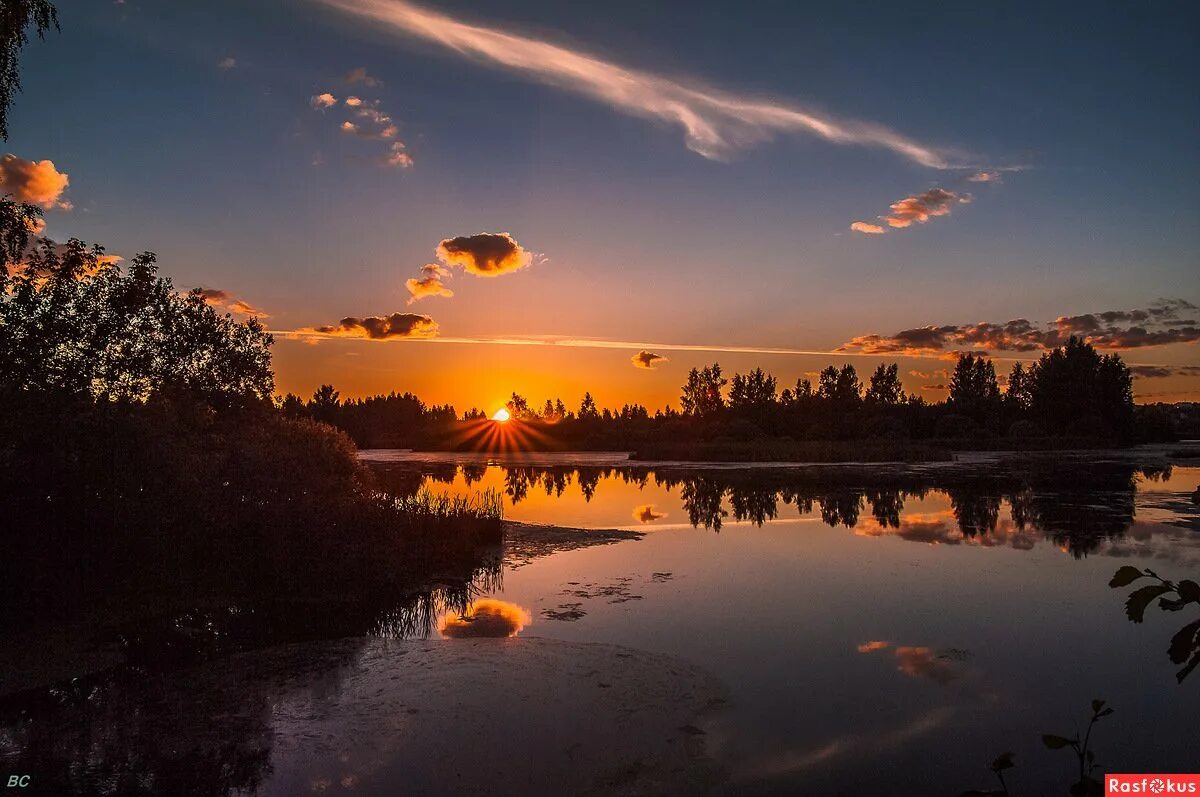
[316,0,965,168]
[839,299,1200,355]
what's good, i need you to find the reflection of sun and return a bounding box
[492,407,511,422]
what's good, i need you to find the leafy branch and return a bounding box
[1110,566,1200,683]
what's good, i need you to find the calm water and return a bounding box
[4,453,1199,795]
[370,453,1200,793]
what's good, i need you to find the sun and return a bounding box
[492,407,511,422]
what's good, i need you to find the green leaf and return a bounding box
[1126,584,1173,623]
[1109,566,1145,588]
[991,751,1015,771]
[1167,619,1200,665]
[1042,734,1074,749]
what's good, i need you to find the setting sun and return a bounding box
[492,408,511,422]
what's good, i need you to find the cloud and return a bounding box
[850,221,885,235]
[307,312,439,340]
[893,646,961,685]
[839,300,1200,355]
[438,598,530,638]
[632,350,668,369]
[310,92,337,110]
[436,232,532,277]
[967,170,1001,183]
[217,56,237,70]
[195,287,270,318]
[384,142,414,168]
[343,66,383,88]
[634,504,666,523]
[883,187,969,229]
[317,0,964,168]
[344,95,362,107]
[405,263,454,303]
[0,154,71,209]
[857,640,889,653]
[1129,364,1200,379]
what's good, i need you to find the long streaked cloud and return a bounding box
[316,0,964,168]
[1129,364,1200,379]
[839,299,1200,355]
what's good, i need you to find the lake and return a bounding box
[3,451,1198,795]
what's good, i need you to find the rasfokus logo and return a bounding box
[1107,775,1200,794]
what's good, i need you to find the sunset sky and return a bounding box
[8,0,1199,412]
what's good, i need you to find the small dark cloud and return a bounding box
[343,66,383,87]
[632,350,667,369]
[1129,365,1200,379]
[310,312,438,340]
[436,232,531,277]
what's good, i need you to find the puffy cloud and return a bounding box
[0,154,71,209]
[344,96,363,107]
[343,66,382,88]
[405,264,453,304]
[438,598,530,638]
[195,287,270,318]
[632,350,667,369]
[850,221,885,235]
[217,56,237,70]
[436,232,532,277]
[883,187,969,229]
[839,300,1200,355]
[318,0,961,168]
[310,92,337,110]
[384,142,414,168]
[309,312,439,340]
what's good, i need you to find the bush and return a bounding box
[935,413,979,439]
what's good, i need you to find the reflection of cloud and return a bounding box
[634,504,666,523]
[304,312,439,340]
[317,0,960,168]
[840,299,1200,354]
[436,232,532,277]
[632,350,667,369]
[0,153,71,209]
[439,598,531,638]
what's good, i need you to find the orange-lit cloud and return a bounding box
[967,170,1001,182]
[405,263,454,304]
[850,221,885,234]
[632,350,667,369]
[195,287,270,318]
[438,598,531,638]
[0,154,71,210]
[436,232,532,277]
[840,299,1200,354]
[884,187,969,229]
[306,312,439,340]
[634,504,666,523]
[384,141,413,168]
[310,92,337,110]
[317,0,965,168]
[857,640,889,653]
[893,646,961,685]
[343,66,383,88]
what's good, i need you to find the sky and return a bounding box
[6,0,1199,412]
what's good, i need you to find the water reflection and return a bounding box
[370,460,1200,560]
[438,598,532,638]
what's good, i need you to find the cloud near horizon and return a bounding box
[632,350,668,369]
[317,0,966,168]
[839,299,1200,355]
[1129,364,1200,379]
[0,154,71,210]
[306,312,439,340]
[436,232,532,277]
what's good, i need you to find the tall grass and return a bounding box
[389,487,504,522]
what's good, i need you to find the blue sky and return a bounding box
[7,0,1199,405]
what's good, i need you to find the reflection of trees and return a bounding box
[866,488,903,529]
[949,489,1001,537]
[819,492,863,528]
[730,486,779,526]
[680,478,727,531]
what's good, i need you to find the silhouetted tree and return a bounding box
[817,364,862,406]
[948,353,1000,422]
[1006,362,1032,411]
[308,384,340,424]
[578,391,599,420]
[680,363,727,416]
[1027,337,1133,439]
[1,0,57,140]
[865,363,904,405]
